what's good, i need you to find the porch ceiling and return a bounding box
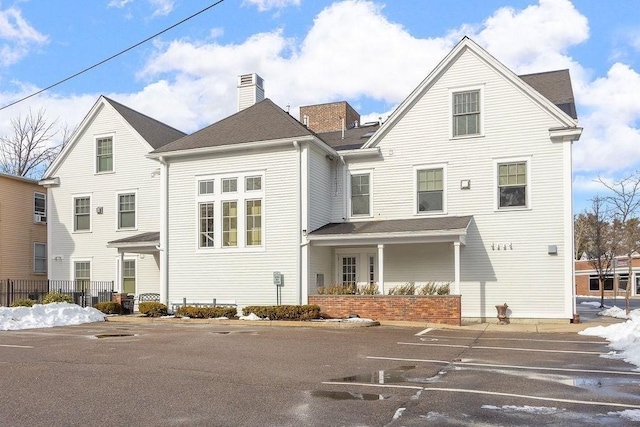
[107,231,160,254]
[307,216,473,247]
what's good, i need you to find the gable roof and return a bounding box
[152,99,315,154]
[362,37,581,149]
[519,70,577,119]
[104,97,186,149]
[44,96,185,178]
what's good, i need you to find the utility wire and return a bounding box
[0,0,226,112]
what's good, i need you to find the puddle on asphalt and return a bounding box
[329,365,442,385]
[311,390,390,400]
[94,333,135,338]
[211,331,231,335]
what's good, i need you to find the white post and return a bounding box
[119,251,125,293]
[377,244,385,295]
[453,241,461,295]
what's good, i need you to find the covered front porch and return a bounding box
[307,216,473,295]
[106,232,161,299]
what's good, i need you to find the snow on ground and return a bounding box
[0,302,105,331]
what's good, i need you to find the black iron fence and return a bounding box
[0,279,114,308]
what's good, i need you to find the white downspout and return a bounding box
[159,156,169,307]
[293,141,302,305]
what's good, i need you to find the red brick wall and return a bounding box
[308,295,461,325]
[575,258,639,296]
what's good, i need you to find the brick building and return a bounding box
[575,256,640,297]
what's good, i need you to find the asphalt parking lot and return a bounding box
[1,313,639,427]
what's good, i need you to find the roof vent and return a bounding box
[237,73,265,111]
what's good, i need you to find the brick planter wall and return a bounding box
[308,295,461,326]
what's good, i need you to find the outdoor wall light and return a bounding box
[460,179,471,189]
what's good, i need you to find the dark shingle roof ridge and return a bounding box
[517,69,569,78]
[103,96,186,147]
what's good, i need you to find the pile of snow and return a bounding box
[580,307,640,368]
[0,302,105,331]
[239,313,265,321]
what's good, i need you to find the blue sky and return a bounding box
[0,0,639,213]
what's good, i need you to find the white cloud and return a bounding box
[0,6,48,66]
[243,0,301,12]
[149,0,174,17]
[107,0,134,8]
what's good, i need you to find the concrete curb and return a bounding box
[105,315,380,328]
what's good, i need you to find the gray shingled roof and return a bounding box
[104,97,186,149]
[518,70,577,119]
[310,216,473,236]
[152,99,314,154]
[316,123,380,151]
[107,232,159,245]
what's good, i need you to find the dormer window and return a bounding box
[453,90,480,137]
[96,137,113,173]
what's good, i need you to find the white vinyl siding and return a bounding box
[338,48,571,320]
[46,98,162,297]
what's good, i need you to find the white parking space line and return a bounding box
[420,335,607,345]
[321,381,423,390]
[423,387,640,410]
[367,356,640,377]
[0,344,33,349]
[397,341,606,355]
[415,328,434,336]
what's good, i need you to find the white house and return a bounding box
[40,96,185,300]
[42,37,582,322]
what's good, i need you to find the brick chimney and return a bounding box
[237,73,265,111]
[299,101,360,133]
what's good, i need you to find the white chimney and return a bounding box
[237,73,265,111]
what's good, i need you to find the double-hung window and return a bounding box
[199,202,215,247]
[123,259,136,294]
[453,90,480,137]
[497,161,527,208]
[74,261,91,291]
[96,137,113,173]
[417,168,444,213]
[118,193,136,229]
[34,192,46,223]
[34,243,46,274]
[350,172,371,217]
[74,196,91,231]
[222,201,238,247]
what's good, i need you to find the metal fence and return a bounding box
[0,279,115,308]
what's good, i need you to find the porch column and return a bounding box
[119,251,125,293]
[453,241,461,295]
[377,244,385,295]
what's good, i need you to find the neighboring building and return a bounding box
[42,37,582,322]
[300,101,361,133]
[575,256,640,297]
[0,173,47,280]
[40,96,185,296]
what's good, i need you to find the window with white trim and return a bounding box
[417,168,443,212]
[74,196,91,231]
[74,261,90,291]
[350,172,371,217]
[498,161,527,208]
[96,137,113,173]
[197,171,264,250]
[34,243,46,274]
[123,259,136,294]
[199,202,214,248]
[222,201,238,247]
[34,192,46,223]
[453,90,480,137]
[118,193,136,229]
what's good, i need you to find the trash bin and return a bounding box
[112,293,135,314]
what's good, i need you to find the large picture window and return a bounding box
[453,90,480,137]
[498,161,527,208]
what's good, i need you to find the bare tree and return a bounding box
[0,108,70,179]
[598,173,640,314]
[583,196,616,308]
[574,212,590,260]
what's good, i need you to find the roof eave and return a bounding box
[148,135,317,160]
[307,228,468,246]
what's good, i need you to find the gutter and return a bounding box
[293,141,302,305]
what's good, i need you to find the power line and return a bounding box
[0,0,226,112]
